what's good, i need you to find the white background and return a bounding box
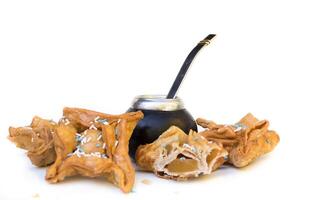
[0,0,308,199]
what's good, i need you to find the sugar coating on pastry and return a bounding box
[197,113,280,168]
[136,126,228,180]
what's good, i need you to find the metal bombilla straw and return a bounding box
[166,34,216,99]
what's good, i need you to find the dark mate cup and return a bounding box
[127,95,197,159]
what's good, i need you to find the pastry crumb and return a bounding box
[141,179,151,185]
[32,193,40,199]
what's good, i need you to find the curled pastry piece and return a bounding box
[197,113,280,168]
[8,116,57,167]
[46,108,143,193]
[136,126,228,181]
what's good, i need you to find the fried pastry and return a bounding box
[8,116,57,167]
[197,113,280,168]
[45,107,143,193]
[136,126,228,180]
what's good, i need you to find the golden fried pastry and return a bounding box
[136,126,228,180]
[197,113,280,168]
[8,116,57,167]
[45,108,143,193]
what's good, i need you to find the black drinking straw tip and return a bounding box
[166,34,216,99]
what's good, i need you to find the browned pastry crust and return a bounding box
[136,126,228,180]
[45,107,143,193]
[8,107,143,193]
[8,116,57,167]
[197,113,280,168]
